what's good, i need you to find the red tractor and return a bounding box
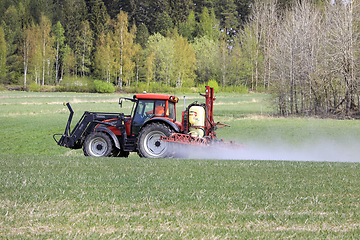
[54,86,236,158]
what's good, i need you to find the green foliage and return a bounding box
[28,82,41,92]
[146,33,174,86]
[76,20,93,77]
[199,79,220,93]
[2,5,22,85]
[57,76,95,92]
[191,36,219,85]
[154,12,174,36]
[94,80,115,93]
[87,0,109,42]
[217,0,239,36]
[135,23,149,48]
[0,25,6,83]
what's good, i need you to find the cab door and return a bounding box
[131,100,154,136]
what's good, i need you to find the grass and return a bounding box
[1,91,360,238]
[2,155,360,238]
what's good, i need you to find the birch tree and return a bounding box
[77,20,93,77]
[113,11,130,89]
[132,43,142,86]
[39,13,52,85]
[146,52,155,87]
[191,36,219,85]
[53,21,65,85]
[324,0,359,115]
[146,33,174,87]
[173,33,196,88]
[22,25,34,88]
[123,23,136,87]
[95,32,114,83]
[271,0,322,115]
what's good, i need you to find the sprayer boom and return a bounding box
[160,86,243,150]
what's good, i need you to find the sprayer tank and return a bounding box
[188,105,205,138]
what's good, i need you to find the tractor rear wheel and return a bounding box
[137,122,173,158]
[83,132,113,157]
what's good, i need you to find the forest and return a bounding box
[0,0,359,117]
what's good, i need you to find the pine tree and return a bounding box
[218,0,239,38]
[169,0,191,27]
[234,0,253,24]
[178,10,196,40]
[2,5,22,84]
[154,12,174,37]
[63,0,87,51]
[135,23,149,48]
[0,25,7,84]
[198,7,212,38]
[88,0,109,43]
[147,0,171,34]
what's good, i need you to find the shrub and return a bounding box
[255,86,266,93]
[57,76,95,92]
[94,80,115,93]
[222,85,248,93]
[198,79,220,93]
[29,82,41,92]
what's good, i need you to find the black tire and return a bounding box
[137,122,173,158]
[83,132,113,157]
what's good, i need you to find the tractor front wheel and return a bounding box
[137,122,173,158]
[83,132,113,157]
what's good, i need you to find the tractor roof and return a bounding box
[133,93,179,103]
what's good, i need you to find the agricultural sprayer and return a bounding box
[53,86,238,158]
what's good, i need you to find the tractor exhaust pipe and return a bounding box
[183,96,186,111]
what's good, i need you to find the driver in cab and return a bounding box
[147,102,165,117]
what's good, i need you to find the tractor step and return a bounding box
[123,137,137,151]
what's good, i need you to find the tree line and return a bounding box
[267,0,360,117]
[0,0,359,117]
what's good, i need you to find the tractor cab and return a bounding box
[119,93,180,136]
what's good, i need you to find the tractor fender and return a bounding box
[143,118,180,133]
[94,127,121,149]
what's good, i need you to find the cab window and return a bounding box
[168,102,175,120]
[132,100,154,125]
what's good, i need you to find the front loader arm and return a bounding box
[53,102,124,149]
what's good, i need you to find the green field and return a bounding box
[1,91,360,238]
